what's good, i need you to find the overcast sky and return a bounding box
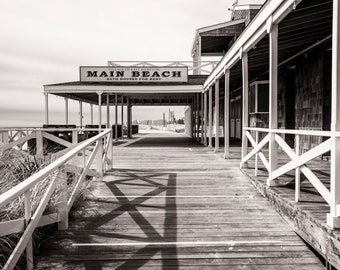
[0,0,264,127]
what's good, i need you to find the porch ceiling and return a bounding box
[225,0,333,94]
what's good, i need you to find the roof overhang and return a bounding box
[44,75,207,106]
[45,84,203,94]
[204,0,302,90]
[191,19,245,57]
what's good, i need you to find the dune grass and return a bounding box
[0,146,91,269]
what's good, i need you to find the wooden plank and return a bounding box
[34,133,325,270]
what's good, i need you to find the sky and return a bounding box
[0,0,264,127]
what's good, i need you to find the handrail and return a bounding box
[0,129,110,208]
[241,126,334,226]
[244,127,332,137]
[0,128,112,270]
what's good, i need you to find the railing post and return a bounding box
[36,130,44,158]
[72,130,78,144]
[295,134,301,202]
[328,0,340,228]
[24,190,33,270]
[57,169,68,230]
[97,140,104,178]
[255,131,259,176]
[107,131,113,170]
[267,23,279,186]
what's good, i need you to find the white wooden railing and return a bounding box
[107,60,219,75]
[241,127,336,220]
[0,128,113,270]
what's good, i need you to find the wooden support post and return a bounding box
[201,92,204,144]
[255,131,259,176]
[208,86,213,148]
[106,94,110,128]
[267,24,279,186]
[121,95,124,138]
[196,93,200,141]
[44,92,49,125]
[189,104,193,138]
[214,78,220,152]
[98,92,102,130]
[65,97,69,125]
[79,101,83,128]
[328,0,340,228]
[90,104,94,125]
[24,190,33,270]
[115,93,118,141]
[198,36,202,75]
[127,98,132,139]
[295,134,301,202]
[204,91,208,146]
[192,97,196,139]
[224,68,230,158]
[97,92,103,178]
[241,52,249,168]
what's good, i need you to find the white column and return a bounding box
[192,98,196,139]
[201,92,204,143]
[106,94,110,128]
[90,104,94,125]
[115,93,118,141]
[127,98,131,138]
[198,36,202,75]
[267,24,279,186]
[98,92,102,131]
[65,97,69,125]
[241,52,249,167]
[97,92,103,177]
[208,86,213,148]
[224,67,230,159]
[121,95,124,138]
[79,101,83,128]
[328,0,340,228]
[204,91,208,146]
[196,93,200,141]
[214,78,220,152]
[44,92,49,125]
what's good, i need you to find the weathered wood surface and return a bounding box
[241,148,340,269]
[35,133,325,269]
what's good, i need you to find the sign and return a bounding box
[80,66,188,82]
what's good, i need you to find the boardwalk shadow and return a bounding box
[79,169,178,270]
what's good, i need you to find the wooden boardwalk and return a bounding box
[35,132,325,269]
